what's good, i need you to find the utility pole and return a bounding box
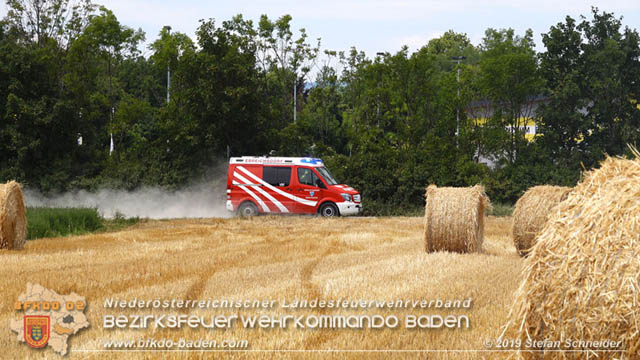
[165,25,172,104]
[293,75,297,123]
[376,53,385,127]
[456,66,460,137]
[452,56,466,145]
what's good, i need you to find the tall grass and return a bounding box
[26,208,104,240]
[26,208,140,240]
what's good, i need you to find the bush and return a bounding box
[360,199,424,217]
[104,211,140,232]
[490,203,514,217]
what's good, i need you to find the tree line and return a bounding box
[1,1,639,211]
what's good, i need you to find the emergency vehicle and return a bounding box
[226,157,362,216]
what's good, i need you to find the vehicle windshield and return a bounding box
[316,167,338,185]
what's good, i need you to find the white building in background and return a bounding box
[464,96,549,169]
[465,95,548,142]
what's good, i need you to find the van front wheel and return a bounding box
[319,203,339,217]
[238,202,258,217]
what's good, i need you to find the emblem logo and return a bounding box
[24,315,50,348]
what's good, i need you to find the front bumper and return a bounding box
[226,200,234,212]
[337,202,362,216]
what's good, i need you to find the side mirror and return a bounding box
[315,179,326,189]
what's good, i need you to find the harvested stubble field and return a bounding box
[1,215,521,359]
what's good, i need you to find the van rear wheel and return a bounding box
[319,203,339,217]
[238,202,258,217]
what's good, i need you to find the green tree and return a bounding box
[156,16,267,171]
[537,15,591,167]
[477,28,542,164]
[538,8,640,167]
[424,30,480,71]
[5,0,95,47]
[149,25,194,105]
[63,6,144,174]
[257,14,320,126]
[0,3,98,190]
[579,8,640,158]
[299,62,343,147]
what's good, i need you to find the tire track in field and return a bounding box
[182,272,214,306]
[182,231,317,303]
[167,235,350,348]
[80,238,272,301]
[153,240,286,342]
[83,256,219,301]
[159,233,349,344]
[300,244,350,350]
[73,233,301,302]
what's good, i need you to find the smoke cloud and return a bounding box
[24,182,231,220]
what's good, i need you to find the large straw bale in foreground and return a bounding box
[0,181,27,250]
[511,185,572,257]
[502,151,640,359]
[424,185,490,253]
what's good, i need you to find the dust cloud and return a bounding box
[24,181,231,220]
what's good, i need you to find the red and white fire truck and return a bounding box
[226,157,362,217]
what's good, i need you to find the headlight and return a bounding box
[340,193,352,202]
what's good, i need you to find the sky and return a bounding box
[1,0,639,63]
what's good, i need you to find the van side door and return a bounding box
[260,166,293,213]
[291,166,324,214]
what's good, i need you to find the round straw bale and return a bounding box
[424,185,491,253]
[511,185,572,257]
[0,181,27,250]
[501,150,640,359]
